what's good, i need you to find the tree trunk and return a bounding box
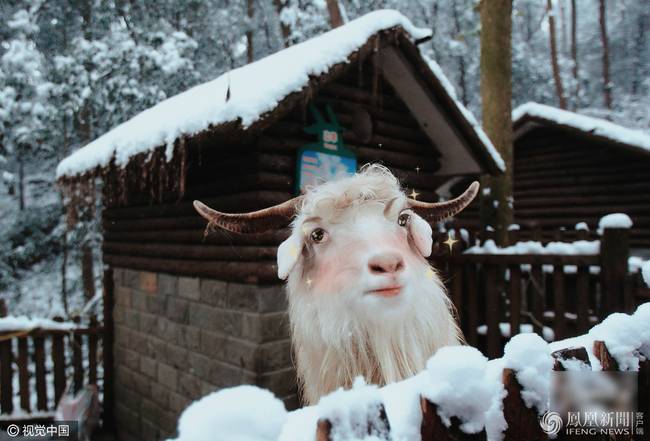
[547,0,567,109]
[246,0,254,63]
[571,0,579,108]
[599,0,613,109]
[559,0,568,54]
[273,0,292,47]
[452,2,468,106]
[325,0,344,28]
[82,243,95,302]
[479,0,513,246]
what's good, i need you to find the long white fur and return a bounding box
[279,164,461,405]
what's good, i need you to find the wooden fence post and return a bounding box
[0,299,13,414]
[600,227,629,317]
[102,268,115,430]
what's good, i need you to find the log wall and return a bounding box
[513,127,650,248]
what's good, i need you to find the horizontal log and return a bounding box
[513,215,650,227]
[185,172,294,199]
[103,242,278,261]
[258,133,440,171]
[314,97,420,129]
[516,204,650,218]
[515,193,650,209]
[103,216,205,232]
[104,254,280,284]
[514,182,650,198]
[514,172,650,190]
[322,82,407,110]
[103,191,293,220]
[104,228,289,245]
[515,163,649,181]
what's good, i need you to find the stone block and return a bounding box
[124,309,140,331]
[176,325,200,351]
[159,273,178,296]
[157,363,178,391]
[113,305,126,325]
[189,303,242,336]
[187,352,213,381]
[138,271,158,294]
[199,279,228,307]
[123,269,140,289]
[116,347,140,372]
[241,311,290,343]
[166,343,189,370]
[132,370,152,398]
[155,317,178,342]
[200,331,259,371]
[178,277,200,301]
[259,339,292,372]
[159,409,179,437]
[256,284,288,313]
[139,356,157,379]
[166,297,189,324]
[145,291,166,314]
[224,282,259,311]
[115,286,132,307]
[139,312,157,334]
[169,391,190,414]
[112,268,124,287]
[150,382,170,409]
[140,398,162,429]
[178,372,202,399]
[209,361,247,388]
[114,383,141,412]
[130,289,148,312]
[140,418,159,441]
[115,402,141,437]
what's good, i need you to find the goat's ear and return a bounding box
[410,213,433,257]
[277,232,303,279]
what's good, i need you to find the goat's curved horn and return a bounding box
[408,181,480,223]
[193,196,303,234]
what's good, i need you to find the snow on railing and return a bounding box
[170,303,650,441]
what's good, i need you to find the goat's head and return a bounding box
[194,164,478,402]
[194,164,478,315]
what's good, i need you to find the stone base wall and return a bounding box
[111,268,296,441]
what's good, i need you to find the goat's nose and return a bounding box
[368,252,405,275]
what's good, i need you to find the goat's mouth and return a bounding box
[366,285,402,297]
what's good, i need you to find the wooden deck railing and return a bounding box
[0,316,104,417]
[433,226,649,358]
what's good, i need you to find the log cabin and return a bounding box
[512,103,650,252]
[56,11,503,440]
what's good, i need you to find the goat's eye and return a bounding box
[310,228,327,243]
[398,213,410,227]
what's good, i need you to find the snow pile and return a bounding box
[513,102,650,153]
[502,333,553,414]
[171,385,287,441]
[465,239,599,255]
[57,10,431,178]
[598,213,633,232]
[423,56,505,172]
[422,346,504,435]
[316,377,388,441]
[477,323,555,342]
[633,303,650,356]
[589,313,643,371]
[0,315,79,332]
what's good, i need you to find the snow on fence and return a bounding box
[171,303,650,441]
[431,223,649,358]
[0,314,105,419]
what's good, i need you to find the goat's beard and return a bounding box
[286,264,462,405]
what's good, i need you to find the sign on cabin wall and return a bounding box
[296,105,357,194]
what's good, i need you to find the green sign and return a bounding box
[296,105,357,194]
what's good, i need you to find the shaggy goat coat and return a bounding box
[281,166,462,404]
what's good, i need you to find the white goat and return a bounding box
[194,164,478,405]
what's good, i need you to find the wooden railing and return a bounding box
[315,338,650,441]
[432,226,649,358]
[0,316,104,417]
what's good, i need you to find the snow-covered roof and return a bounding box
[57,11,431,179]
[513,102,650,155]
[57,10,503,179]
